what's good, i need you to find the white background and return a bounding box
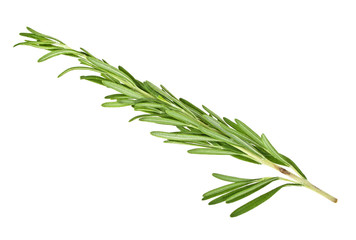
[1,1,355,239]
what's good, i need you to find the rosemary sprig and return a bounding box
[15,27,337,218]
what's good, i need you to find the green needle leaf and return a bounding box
[14,41,59,50]
[139,116,186,126]
[253,146,289,166]
[203,181,254,200]
[102,102,133,107]
[102,81,144,99]
[204,116,250,143]
[208,183,258,205]
[261,134,289,165]
[165,110,200,126]
[225,177,279,203]
[26,27,64,43]
[128,114,153,122]
[235,119,263,145]
[134,102,165,109]
[80,75,107,85]
[230,183,301,218]
[188,148,241,155]
[58,67,101,78]
[104,94,129,100]
[202,115,264,158]
[151,131,219,142]
[231,154,261,164]
[280,154,307,179]
[212,173,258,183]
[223,117,245,134]
[144,81,176,102]
[87,57,134,85]
[261,135,306,178]
[197,125,236,146]
[19,32,50,41]
[160,85,177,99]
[179,98,205,115]
[202,105,226,125]
[118,66,136,80]
[164,140,214,148]
[38,49,79,62]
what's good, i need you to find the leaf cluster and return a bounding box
[15,27,307,217]
[203,173,300,217]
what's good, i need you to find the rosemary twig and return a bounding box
[15,27,337,218]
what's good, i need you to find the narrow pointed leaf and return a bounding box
[19,32,49,41]
[230,183,301,217]
[202,105,226,125]
[235,119,263,145]
[134,97,162,104]
[164,140,214,148]
[223,117,245,132]
[26,27,64,43]
[118,66,136,80]
[80,47,94,57]
[145,81,176,102]
[197,125,236,146]
[202,115,264,158]
[139,116,186,126]
[134,102,164,109]
[160,85,177,99]
[209,182,259,205]
[102,81,144,99]
[203,181,253,200]
[151,131,218,142]
[218,122,261,146]
[165,110,200,126]
[184,127,202,134]
[188,148,241,155]
[134,107,164,114]
[80,75,107,84]
[144,82,195,115]
[254,146,289,166]
[179,98,205,115]
[175,126,190,133]
[212,173,258,183]
[38,49,78,62]
[58,67,100,78]
[14,41,58,50]
[261,134,289,166]
[226,177,279,203]
[280,154,307,179]
[87,57,134,85]
[231,154,261,164]
[104,94,129,100]
[261,135,306,178]
[102,102,132,107]
[128,114,153,122]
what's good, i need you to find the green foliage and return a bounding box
[15,27,335,218]
[230,184,301,217]
[212,173,256,183]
